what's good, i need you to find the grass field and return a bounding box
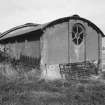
[0,58,105,105]
[0,72,105,105]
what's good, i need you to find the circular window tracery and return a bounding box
[72,23,85,45]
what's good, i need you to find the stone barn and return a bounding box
[0,15,104,80]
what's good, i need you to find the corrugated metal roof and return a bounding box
[0,23,42,40]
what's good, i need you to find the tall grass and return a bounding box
[0,55,105,105]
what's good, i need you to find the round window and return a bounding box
[72,23,85,45]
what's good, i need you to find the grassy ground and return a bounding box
[0,73,105,105]
[0,52,104,105]
[0,59,105,105]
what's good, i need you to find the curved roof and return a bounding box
[0,15,104,41]
[0,23,41,40]
[43,15,105,37]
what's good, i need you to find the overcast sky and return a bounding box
[0,0,105,35]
